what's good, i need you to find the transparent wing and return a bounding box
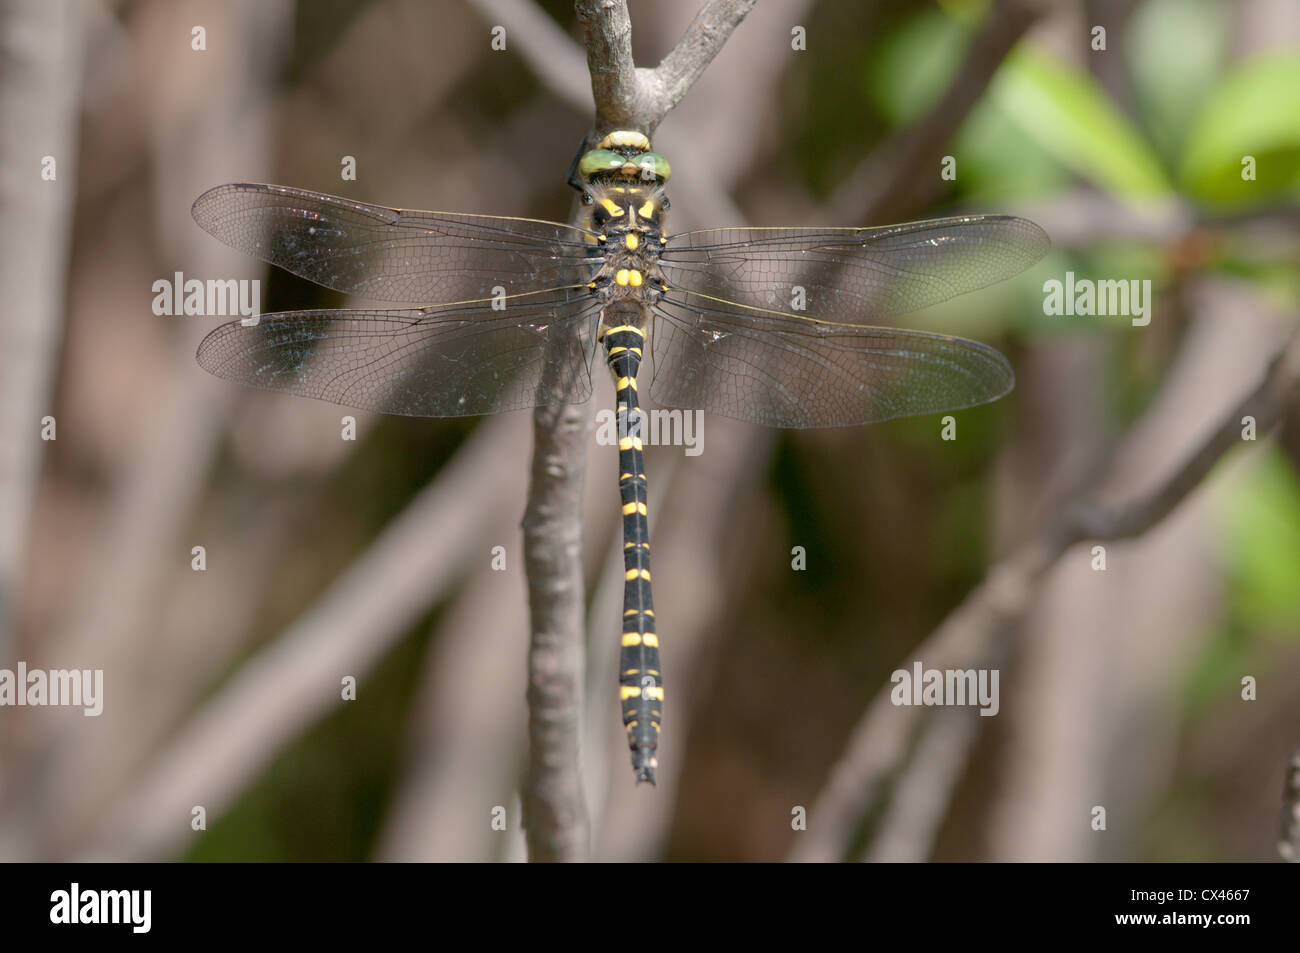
[659,215,1047,322]
[192,183,599,305]
[649,290,1014,429]
[196,288,601,417]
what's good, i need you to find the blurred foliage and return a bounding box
[993,50,1172,198]
[1180,54,1300,205]
[1219,448,1300,635]
[786,0,942,196]
[1128,0,1227,166]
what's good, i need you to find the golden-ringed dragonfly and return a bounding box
[191,130,1048,785]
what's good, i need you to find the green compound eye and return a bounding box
[578,149,627,179]
[634,152,671,182]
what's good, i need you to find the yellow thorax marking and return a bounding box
[625,232,639,249]
[638,199,657,219]
[600,198,623,217]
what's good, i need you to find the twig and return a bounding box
[521,0,755,861]
[791,318,1300,862]
[522,401,592,862]
[1281,746,1300,862]
[575,0,640,133]
[650,0,758,121]
[576,0,757,135]
[862,705,982,862]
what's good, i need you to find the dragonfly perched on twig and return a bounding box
[191,130,1048,785]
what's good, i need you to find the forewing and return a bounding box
[649,291,1014,428]
[659,215,1047,322]
[196,289,600,417]
[192,183,598,305]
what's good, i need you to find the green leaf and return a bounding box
[867,10,968,123]
[1179,53,1300,205]
[1218,447,1300,633]
[1127,0,1227,165]
[992,49,1171,198]
[955,97,1069,200]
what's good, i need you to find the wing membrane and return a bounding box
[660,215,1047,322]
[192,183,598,305]
[196,288,600,416]
[650,291,1013,428]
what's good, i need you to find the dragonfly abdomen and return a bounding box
[601,320,661,785]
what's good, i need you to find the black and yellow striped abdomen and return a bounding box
[601,321,662,784]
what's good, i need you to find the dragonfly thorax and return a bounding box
[586,181,667,233]
[586,181,668,314]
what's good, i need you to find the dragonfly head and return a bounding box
[578,130,672,189]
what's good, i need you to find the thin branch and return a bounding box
[1281,746,1300,862]
[521,0,755,860]
[791,317,1300,862]
[522,401,591,862]
[575,0,756,135]
[651,0,758,118]
[1064,325,1300,540]
[861,705,982,863]
[574,0,642,132]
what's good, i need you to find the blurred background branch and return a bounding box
[0,0,82,662]
[794,297,1300,862]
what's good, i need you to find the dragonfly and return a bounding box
[191,130,1048,786]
